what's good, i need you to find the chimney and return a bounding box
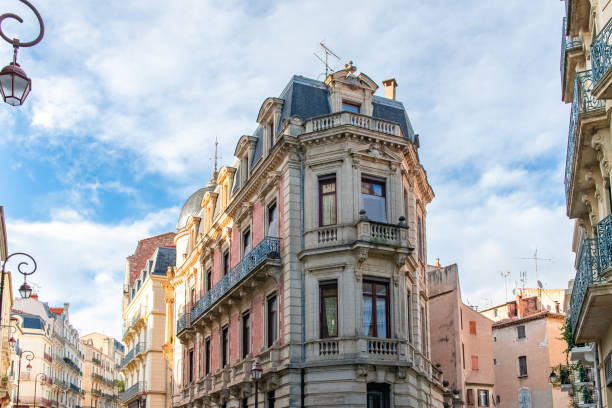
[382,78,398,100]
[516,295,524,319]
[435,258,441,267]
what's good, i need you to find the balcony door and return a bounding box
[367,383,390,408]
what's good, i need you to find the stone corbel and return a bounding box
[358,247,368,264]
[355,365,368,382]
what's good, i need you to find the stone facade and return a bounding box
[165,67,447,407]
[13,297,84,408]
[560,1,612,406]
[81,333,122,408]
[427,264,496,407]
[121,236,175,408]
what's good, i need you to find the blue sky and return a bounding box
[1,0,572,338]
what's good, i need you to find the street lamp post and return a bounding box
[0,251,37,319]
[0,0,44,106]
[34,373,47,408]
[251,362,262,408]
[16,349,34,407]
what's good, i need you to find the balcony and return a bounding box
[178,236,281,335]
[69,383,82,394]
[44,351,52,363]
[92,357,101,366]
[121,349,134,368]
[304,111,402,138]
[591,18,612,99]
[564,70,605,214]
[120,382,144,403]
[63,357,82,376]
[561,17,584,102]
[569,217,612,341]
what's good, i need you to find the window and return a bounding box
[223,251,230,276]
[267,294,278,347]
[367,383,390,408]
[199,339,203,377]
[517,325,526,339]
[342,101,360,113]
[417,216,425,260]
[466,389,474,405]
[206,269,212,292]
[188,349,194,383]
[362,280,389,338]
[471,355,479,371]
[222,326,229,368]
[406,290,412,343]
[478,390,489,407]
[421,305,428,356]
[320,281,338,338]
[319,176,337,226]
[268,202,278,237]
[242,398,248,408]
[243,228,251,255]
[462,343,465,369]
[267,390,275,408]
[493,358,497,365]
[205,337,211,374]
[361,178,386,222]
[242,311,250,358]
[268,121,274,149]
[518,356,528,377]
[469,321,476,335]
[493,336,496,342]
[496,396,500,404]
[190,288,196,308]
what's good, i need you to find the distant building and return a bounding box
[0,206,15,408]
[483,296,570,408]
[428,263,496,407]
[480,288,565,322]
[121,234,175,408]
[81,332,123,408]
[13,296,84,408]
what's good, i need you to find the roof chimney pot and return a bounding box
[382,78,398,100]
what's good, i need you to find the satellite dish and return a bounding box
[512,288,517,295]
[537,280,543,289]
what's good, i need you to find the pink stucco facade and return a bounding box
[428,264,496,406]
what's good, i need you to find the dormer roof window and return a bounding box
[342,101,360,113]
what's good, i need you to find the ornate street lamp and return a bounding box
[251,362,262,408]
[16,349,34,407]
[0,0,44,106]
[0,251,38,319]
[34,372,47,408]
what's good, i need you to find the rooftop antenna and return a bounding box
[210,136,220,177]
[514,249,552,287]
[519,271,527,291]
[500,270,510,302]
[314,41,340,78]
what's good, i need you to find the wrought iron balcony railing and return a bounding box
[121,348,134,368]
[69,383,82,394]
[63,357,82,376]
[569,238,603,333]
[178,236,280,335]
[591,18,612,87]
[120,382,144,403]
[597,213,612,272]
[564,70,604,207]
[561,17,583,82]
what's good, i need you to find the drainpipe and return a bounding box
[299,149,306,408]
[593,342,603,408]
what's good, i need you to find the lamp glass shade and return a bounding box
[26,363,32,371]
[549,370,557,383]
[0,62,32,106]
[251,363,262,381]
[19,282,32,299]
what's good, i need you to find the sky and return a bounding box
[0,0,573,339]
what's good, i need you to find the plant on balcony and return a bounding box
[116,380,124,393]
[560,321,576,360]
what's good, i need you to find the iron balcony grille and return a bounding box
[121,349,134,368]
[561,17,583,81]
[591,17,612,86]
[177,236,280,335]
[120,382,144,403]
[564,70,604,207]
[568,237,604,333]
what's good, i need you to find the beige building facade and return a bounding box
[560,0,612,406]
[121,235,175,408]
[427,264,496,407]
[0,206,16,408]
[81,333,121,408]
[166,67,447,408]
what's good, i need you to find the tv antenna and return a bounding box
[314,41,340,78]
[210,136,221,176]
[519,271,527,290]
[514,249,552,286]
[500,270,510,302]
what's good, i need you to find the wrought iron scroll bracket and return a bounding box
[0,0,44,49]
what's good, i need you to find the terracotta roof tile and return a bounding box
[127,232,175,286]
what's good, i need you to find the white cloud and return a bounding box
[4,208,178,339]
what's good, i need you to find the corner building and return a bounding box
[560,1,612,407]
[167,66,445,408]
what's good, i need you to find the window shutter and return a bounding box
[466,389,474,405]
[469,321,477,335]
[472,355,479,371]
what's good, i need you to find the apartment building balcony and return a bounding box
[561,17,584,102]
[44,351,53,363]
[591,18,612,99]
[569,223,612,342]
[564,70,606,216]
[69,383,83,394]
[92,357,101,366]
[120,348,134,368]
[177,236,281,337]
[120,382,145,404]
[122,309,145,342]
[63,357,82,376]
[92,389,102,397]
[304,111,403,138]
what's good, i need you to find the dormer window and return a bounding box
[342,101,360,113]
[267,121,274,151]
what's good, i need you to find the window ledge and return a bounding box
[518,374,528,378]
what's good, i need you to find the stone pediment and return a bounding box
[350,143,401,164]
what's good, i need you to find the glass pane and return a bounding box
[0,73,12,96]
[361,182,370,194]
[322,181,335,194]
[372,183,383,196]
[321,194,336,225]
[376,284,387,296]
[342,103,360,113]
[362,296,373,336]
[324,296,337,337]
[13,75,28,98]
[362,282,372,295]
[362,195,387,223]
[376,297,387,338]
